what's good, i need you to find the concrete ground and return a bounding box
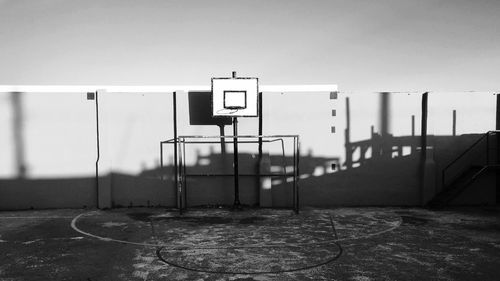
[0,206,499,281]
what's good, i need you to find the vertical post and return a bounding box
[258,92,263,158]
[94,90,111,209]
[496,94,500,203]
[233,117,241,207]
[95,91,100,207]
[293,137,297,213]
[11,92,26,178]
[487,133,490,165]
[411,115,415,137]
[345,97,352,168]
[421,93,428,161]
[452,110,456,136]
[219,125,226,154]
[420,92,429,205]
[160,142,163,179]
[411,115,415,154]
[173,91,181,214]
[257,92,263,205]
[182,139,187,209]
[380,92,390,137]
[296,137,300,214]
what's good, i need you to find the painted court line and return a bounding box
[70,211,402,249]
[0,216,75,219]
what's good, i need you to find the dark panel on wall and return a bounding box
[188,91,232,126]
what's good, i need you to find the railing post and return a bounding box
[486,132,489,165]
[452,110,456,136]
[345,97,352,168]
[496,93,500,204]
[419,92,429,205]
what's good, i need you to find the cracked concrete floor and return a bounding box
[0,206,499,280]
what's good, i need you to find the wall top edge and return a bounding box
[0,85,338,93]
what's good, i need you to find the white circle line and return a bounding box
[70,211,402,249]
[0,216,75,219]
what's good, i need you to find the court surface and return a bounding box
[0,206,499,280]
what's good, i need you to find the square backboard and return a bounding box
[212,77,258,117]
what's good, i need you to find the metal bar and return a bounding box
[293,136,297,213]
[171,140,285,144]
[257,92,263,205]
[420,92,428,204]
[421,92,428,160]
[487,132,490,165]
[411,115,415,137]
[95,91,100,208]
[219,125,226,154]
[160,138,298,145]
[160,142,163,179]
[345,97,352,168]
[443,133,489,171]
[295,136,300,214]
[162,134,300,139]
[162,134,302,213]
[182,138,187,209]
[258,92,263,154]
[442,131,500,189]
[496,95,500,204]
[173,91,180,214]
[452,110,457,136]
[178,140,183,213]
[233,117,241,207]
[182,173,297,177]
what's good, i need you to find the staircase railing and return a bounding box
[441,130,499,190]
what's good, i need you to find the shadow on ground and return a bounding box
[0,207,499,280]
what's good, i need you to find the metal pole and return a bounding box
[173,91,180,214]
[496,94,500,204]
[182,139,187,208]
[345,97,352,168]
[233,117,241,207]
[421,92,428,160]
[486,133,489,165]
[160,142,163,179]
[293,136,297,213]
[452,110,456,136]
[95,91,100,208]
[420,92,429,204]
[219,125,226,154]
[411,115,415,137]
[296,137,300,214]
[258,92,263,157]
[178,140,183,212]
[257,92,263,205]
[411,115,415,154]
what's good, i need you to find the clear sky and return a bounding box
[0,0,499,92]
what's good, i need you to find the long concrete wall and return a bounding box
[0,91,497,210]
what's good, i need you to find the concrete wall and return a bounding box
[0,177,95,210]
[0,91,497,209]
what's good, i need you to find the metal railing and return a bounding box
[441,130,499,190]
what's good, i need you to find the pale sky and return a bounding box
[1,0,499,92]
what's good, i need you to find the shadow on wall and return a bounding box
[0,92,497,210]
[0,131,493,210]
[140,130,495,208]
